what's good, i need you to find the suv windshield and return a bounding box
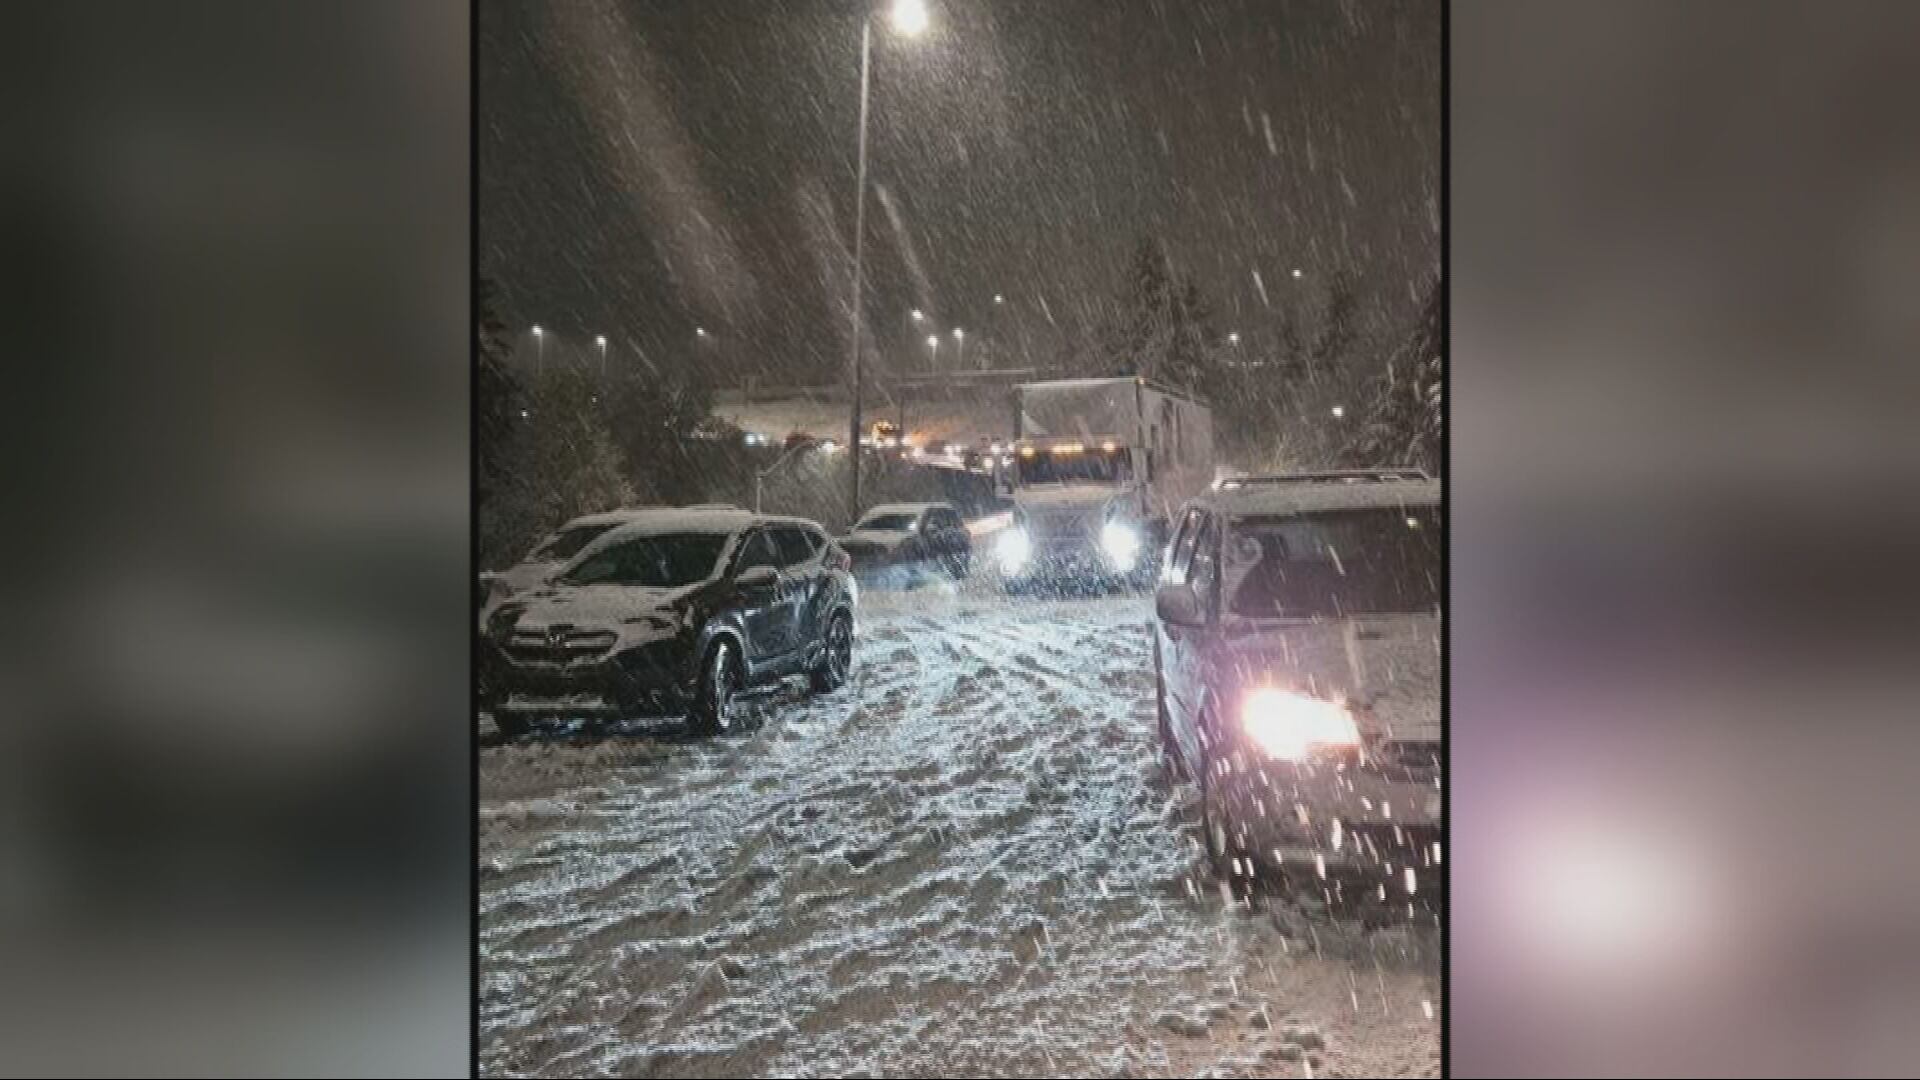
[561,532,729,588]
[857,513,919,532]
[529,521,621,562]
[1225,507,1440,618]
[1016,447,1130,486]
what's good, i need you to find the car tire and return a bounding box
[689,638,743,736]
[810,610,854,693]
[491,710,530,739]
[1197,708,1256,889]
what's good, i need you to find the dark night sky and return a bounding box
[480,0,1438,390]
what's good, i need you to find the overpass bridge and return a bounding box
[712,368,1041,448]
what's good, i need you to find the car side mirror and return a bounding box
[1155,583,1204,626]
[736,565,778,589]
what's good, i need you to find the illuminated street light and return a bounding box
[1331,405,1346,418]
[850,0,933,521]
[695,326,709,339]
[531,324,545,373]
[910,308,924,321]
[1227,331,1240,345]
[891,0,929,37]
[1291,268,1303,279]
[993,293,1004,304]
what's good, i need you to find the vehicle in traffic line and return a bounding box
[994,377,1212,592]
[477,504,743,620]
[1152,469,1441,902]
[480,508,857,737]
[837,502,972,587]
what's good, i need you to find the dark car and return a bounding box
[1153,470,1442,897]
[481,509,857,737]
[836,502,972,586]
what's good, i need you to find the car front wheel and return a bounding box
[810,611,854,693]
[689,639,743,736]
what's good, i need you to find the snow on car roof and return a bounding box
[861,502,947,516]
[1204,477,1441,517]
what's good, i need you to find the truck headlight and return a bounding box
[996,526,1031,574]
[1100,521,1141,569]
[1241,689,1360,761]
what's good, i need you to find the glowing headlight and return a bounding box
[1100,521,1141,569]
[996,526,1031,574]
[1241,689,1360,761]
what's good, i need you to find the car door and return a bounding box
[1159,507,1207,765]
[731,528,789,662]
[770,526,823,653]
[934,507,969,558]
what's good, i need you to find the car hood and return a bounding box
[841,528,912,552]
[1215,611,1440,743]
[498,582,705,641]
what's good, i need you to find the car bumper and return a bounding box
[1003,544,1142,587]
[1211,755,1443,880]
[481,640,698,717]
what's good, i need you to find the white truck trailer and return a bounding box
[994,377,1213,588]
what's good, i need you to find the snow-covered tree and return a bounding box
[481,365,634,568]
[1353,278,1443,474]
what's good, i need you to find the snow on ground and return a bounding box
[479,577,1440,1078]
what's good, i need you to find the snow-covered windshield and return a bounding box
[529,521,620,562]
[1016,447,1130,486]
[856,513,919,532]
[1225,507,1440,618]
[560,532,729,588]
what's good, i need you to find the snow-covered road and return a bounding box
[479,584,1440,1078]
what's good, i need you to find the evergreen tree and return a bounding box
[1354,277,1443,473]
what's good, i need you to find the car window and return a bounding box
[1188,512,1221,615]
[560,532,728,588]
[936,509,962,531]
[734,530,781,573]
[529,521,620,562]
[1225,507,1441,618]
[1166,508,1205,584]
[772,527,816,567]
[800,528,827,555]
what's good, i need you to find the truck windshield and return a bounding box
[1017,447,1131,486]
[1225,507,1440,618]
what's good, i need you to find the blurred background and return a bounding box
[1453,1,1920,1076]
[1,3,468,1075]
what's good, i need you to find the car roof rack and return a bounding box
[1213,468,1433,491]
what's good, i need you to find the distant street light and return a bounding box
[1227,331,1241,345]
[1291,268,1304,279]
[1331,404,1346,418]
[994,293,1004,305]
[953,326,966,369]
[695,326,709,339]
[910,308,924,322]
[926,334,940,371]
[850,0,933,523]
[531,324,545,373]
[594,334,608,377]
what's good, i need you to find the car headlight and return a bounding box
[996,526,1031,573]
[1241,689,1360,761]
[1100,521,1141,569]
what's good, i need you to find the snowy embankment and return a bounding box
[479,581,1439,1078]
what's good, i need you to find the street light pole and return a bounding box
[848,15,873,527]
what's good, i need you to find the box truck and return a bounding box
[994,377,1212,588]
